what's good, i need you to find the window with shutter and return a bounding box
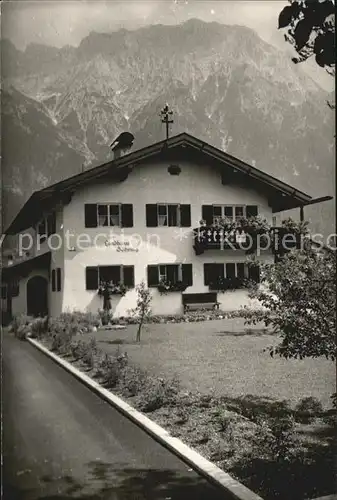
[100,266,121,283]
[226,263,236,279]
[98,205,109,226]
[248,264,260,283]
[166,264,179,283]
[224,206,233,220]
[157,205,168,226]
[51,269,56,292]
[180,205,191,227]
[85,204,98,228]
[167,205,178,226]
[204,263,224,285]
[56,268,62,291]
[246,205,258,217]
[202,205,214,225]
[109,204,120,226]
[182,264,193,286]
[121,204,133,227]
[147,265,159,286]
[235,206,244,218]
[122,266,135,287]
[146,205,158,227]
[86,267,99,290]
[237,263,245,280]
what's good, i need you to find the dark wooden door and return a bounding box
[27,276,48,317]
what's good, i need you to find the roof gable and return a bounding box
[6,132,314,234]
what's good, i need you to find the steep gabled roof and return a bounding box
[6,132,314,234]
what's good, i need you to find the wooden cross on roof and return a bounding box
[160,103,174,140]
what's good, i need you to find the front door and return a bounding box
[27,276,48,317]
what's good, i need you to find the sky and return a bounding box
[1,0,334,91]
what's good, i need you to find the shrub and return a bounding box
[120,365,149,397]
[129,280,152,342]
[49,311,100,336]
[50,330,72,353]
[295,397,324,423]
[138,375,180,413]
[81,337,98,369]
[30,317,49,339]
[95,349,128,388]
[214,407,233,432]
[10,314,34,340]
[242,248,336,360]
[253,415,297,463]
[69,339,91,360]
[102,357,123,388]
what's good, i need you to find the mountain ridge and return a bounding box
[2,19,335,236]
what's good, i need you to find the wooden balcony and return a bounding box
[193,226,303,255]
[193,226,256,254]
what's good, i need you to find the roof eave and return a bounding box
[5,132,316,234]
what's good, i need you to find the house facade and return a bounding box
[1,132,314,321]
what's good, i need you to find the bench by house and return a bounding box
[182,292,220,313]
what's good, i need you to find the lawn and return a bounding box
[22,314,335,500]
[87,318,335,408]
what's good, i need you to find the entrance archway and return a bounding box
[27,276,48,317]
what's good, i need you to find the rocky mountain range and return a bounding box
[1,19,335,236]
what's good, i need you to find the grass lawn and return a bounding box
[87,318,335,408]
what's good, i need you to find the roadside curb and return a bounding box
[27,337,264,500]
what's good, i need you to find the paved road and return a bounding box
[2,334,229,500]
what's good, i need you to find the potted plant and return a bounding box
[157,279,188,295]
[98,280,128,324]
[157,279,171,295]
[217,215,270,253]
[271,217,308,255]
[171,281,188,292]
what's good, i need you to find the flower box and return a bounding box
[157,280,188,294]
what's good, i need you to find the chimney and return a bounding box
[110,132,135,160]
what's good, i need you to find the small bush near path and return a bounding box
[136,375,180,413]
[10,314,49,340]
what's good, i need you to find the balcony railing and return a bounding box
[193,226,258,254]
[193,226,303,255]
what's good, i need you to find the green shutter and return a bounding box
[147,265,159,286]
[123,266,135,287]
[84,204,97,228]
[248,264,260,283]
[51,269,56,292]
[203,264,212,285]
[180,205,191,227]
[237,263,245,280]
[56,268,62,291]
[146,204,158,227]
[226,263,236,279]
[182,264,193,286]
[246,205,258,217]
[86,267,99,290]
[202,205,213,225]
[121,204,134,227]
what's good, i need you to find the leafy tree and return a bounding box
[278,0,335,76]
[242,247,336,360]
[130,280,152,342]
